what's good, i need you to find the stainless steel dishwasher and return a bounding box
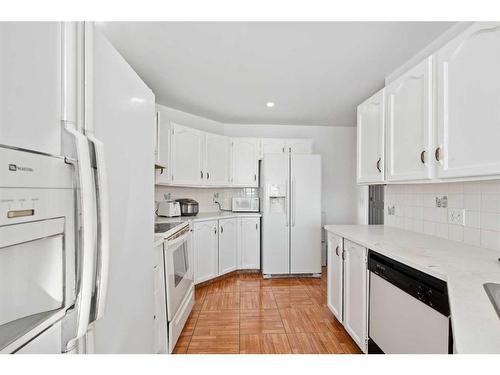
[368,251,452,354]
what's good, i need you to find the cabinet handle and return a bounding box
[289,147,291,153]
[420,150,426,164]
[335,245,339,256]
[200,171,204,179]
[254,174,257,181]
[282,147,285,153]
[435,147,441,162]
[207,172,210,180]
[376,157,382,173]
[342,250,346,261]
[255,223,258,230]
[220,226,223,234]
[214,227,217,234]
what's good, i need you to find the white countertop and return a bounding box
[323,224,500,354]
[155,211,262,224]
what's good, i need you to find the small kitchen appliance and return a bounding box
[232,197,260,212]
[175,198,199,216]
[157,200,181,217]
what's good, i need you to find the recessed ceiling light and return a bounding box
[266,102,275,108]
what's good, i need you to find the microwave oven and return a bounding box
[232,197,259,212]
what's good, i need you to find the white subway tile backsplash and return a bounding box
[384,180,500,251]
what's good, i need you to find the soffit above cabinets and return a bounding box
[98,22,455,127]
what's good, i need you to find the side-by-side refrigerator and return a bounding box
[0,22,155,353]
[261,153,322,277]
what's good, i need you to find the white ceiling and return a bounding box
[99,22,454,126]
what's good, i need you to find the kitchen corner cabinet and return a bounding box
[205,133,230,186]
[170,123,204,185]
[239,217,260,269]
[327,232,343,323]
[218,218,238,275]
[436,22,500,179]
[343,239,368,353]
[357,89,385,184]
[386,57,434,182]
[231,138,259,187]
[193,220,219,284]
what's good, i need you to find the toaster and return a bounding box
[157,200,181,217]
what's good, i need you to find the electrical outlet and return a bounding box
[213,192,219,203]
[387,205,396,216]
[436,196,448,208]
[448,208,465,225]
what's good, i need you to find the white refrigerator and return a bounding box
[0,22,155,353]
[261,153,322,276]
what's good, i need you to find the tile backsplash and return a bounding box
[384,180,500,251]
[155,186,258,213]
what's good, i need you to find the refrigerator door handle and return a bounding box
[285,178,289,227]
[65,126,96,341]
[291,177,296,227]
[87,134,110,322]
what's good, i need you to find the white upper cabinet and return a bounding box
[170,123,204,185]
[231,138,259,187]
[218,218,238,275]
[386,57,434,182]
[436,22,500,179]
[285,139,313,154]
[204,133,230,186]
[261,138,286,157]
[357,89,385,184]
[155,111,171,184]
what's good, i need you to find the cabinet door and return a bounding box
[152,244,167,354]
[239,217,261,269]
[193,220,219,284]
[170,123,205,185]
[436,22,500,178]
[261,138,286,156]
[231,138,259,187]
[285,139,313,154]
[343,240,368,353]
[386,57,434,182]
[357,89,385,184]
[218,218,238,275]
[327,233,343,323]
[205,133,230,186]
[155,112,171,184]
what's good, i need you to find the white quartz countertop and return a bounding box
[156,211,262,224]
[323,224,500,354]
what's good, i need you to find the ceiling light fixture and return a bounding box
[266,102,275,108]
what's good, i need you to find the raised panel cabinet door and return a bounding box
[357,89,385,184]
[327,233,343,323]
[261,138,286,156]
[193,220,219,284]
[205,133,230,186]
[231,138,259,187]
[386,57,434,182]
[436,22,500,178]
[239,217,261,269]
[170,123,205,185]
[155,113,171,184]
[285,139,313,154]
[152,244,167,354]
[218,218,238,275]
[343,240,368,353]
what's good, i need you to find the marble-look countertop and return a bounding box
[323,224,500,354]
[156,211,262,224]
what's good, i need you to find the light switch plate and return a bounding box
[448,208,465,225]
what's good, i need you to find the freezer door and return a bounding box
[290,154,322,274]
[261,153,290,275]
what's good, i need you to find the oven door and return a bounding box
[0,218,67,353]
[164,226,193,321]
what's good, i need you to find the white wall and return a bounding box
[223,123,358,225]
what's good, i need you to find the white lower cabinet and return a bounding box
[153,242,167,354]
[218,218,238,275]
[343,239,369,353]
[193,216,261,284]
[327,232,343,322]
[239,217,261,269]
[193,220,219,284]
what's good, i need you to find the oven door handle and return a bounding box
[165,229,190,250]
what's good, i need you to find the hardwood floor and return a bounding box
[174,269,362,354]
